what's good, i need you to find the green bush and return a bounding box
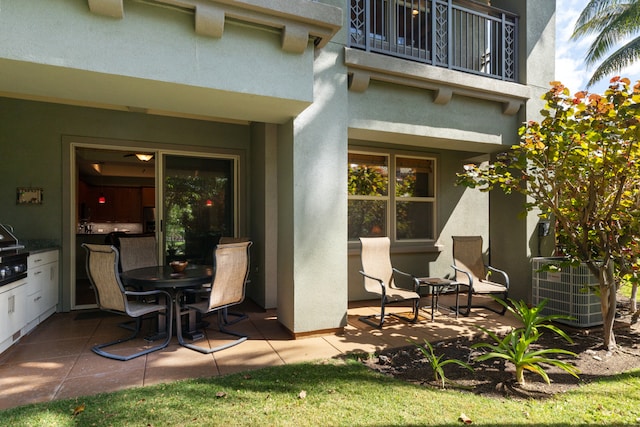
[472,298,580,385]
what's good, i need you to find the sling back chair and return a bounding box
[358,237,421,328]
[217,237,251,325]
[113,235,159,331]
[118,235,158,272]
[175,241,252,354]
[451,236,509,316]
[82,243,172,361]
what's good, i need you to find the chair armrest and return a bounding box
[392,268,419,292]
[451,265,473,289]
[359,270,387,296]
[486,266,510,289]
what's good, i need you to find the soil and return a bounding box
[362,300,640,400]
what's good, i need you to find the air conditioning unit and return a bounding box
[532,257,602,328]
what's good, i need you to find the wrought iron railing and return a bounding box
[349,0,518,82]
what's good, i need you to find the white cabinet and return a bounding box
[0,279,27,352]
[26,250,59,329]
[0,249,59,355]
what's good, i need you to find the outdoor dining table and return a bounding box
[121,265,213,340]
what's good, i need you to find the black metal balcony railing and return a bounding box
[349,0,518,82]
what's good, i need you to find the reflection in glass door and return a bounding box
[163,155,235,266]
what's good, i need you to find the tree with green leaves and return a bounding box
[572,0,640,87]
[457,77,640,351]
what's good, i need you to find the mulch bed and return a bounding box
[362,301,640,400]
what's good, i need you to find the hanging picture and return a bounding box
[17,187,43,205]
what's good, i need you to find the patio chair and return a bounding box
[451,236,509,316]
[175,241,252,354]
[217,237,251,325]
[358,237,421,328]
[219,236,250,244]
[113,235,160,331]
[118,235,158,272]
[82,243,172,361]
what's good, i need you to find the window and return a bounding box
[350,0,430,58]
[348,150,436,242]
[163,155,236,264]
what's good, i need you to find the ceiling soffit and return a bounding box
[87,0,342,54]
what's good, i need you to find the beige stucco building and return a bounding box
[0,0,556,336]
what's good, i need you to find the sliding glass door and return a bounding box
[163,155,236,266]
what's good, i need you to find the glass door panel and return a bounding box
[163,155,235,266]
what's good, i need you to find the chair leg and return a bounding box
[118,313,157,332]
[359,297,420,328]
[457,288,474,317]
[92,306,172,361]
[117,293,160,331]
[222,308,248,325]
[359,297,387,328]
[389,297,420,323]
[176,301,248,354]
[457,289,508,316]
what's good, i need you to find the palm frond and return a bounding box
[573,4,630,39]
[588,36,640,86]
[570,0,640,86]
[581,3,640,64]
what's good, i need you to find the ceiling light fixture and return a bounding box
[135,153,153,162]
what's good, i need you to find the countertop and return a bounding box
[22,240,60,253]
[27,247,60,254]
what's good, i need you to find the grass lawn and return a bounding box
[1,359,639,426]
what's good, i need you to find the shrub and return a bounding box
[411,339,473,388]
[471,298,580,385]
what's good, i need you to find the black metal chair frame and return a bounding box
[358,237,421,328]
[82,243,172,361]
[451,236,509,316]
[359,268,421,328]
[175,241,252,354]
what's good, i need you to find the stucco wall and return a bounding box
[249,123,279,309]
[277,41,349,334]
[0,0,556,333]
[346,146,491,301]
[0,0,315,124]
[343,0,556,305]
[0,97,251,311]
[489,0,557,302]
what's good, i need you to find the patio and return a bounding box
[0,294,518,410]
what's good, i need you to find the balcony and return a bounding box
[349,0,518,82]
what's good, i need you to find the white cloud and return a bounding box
[555,0,595,92]
[555,0,640,93]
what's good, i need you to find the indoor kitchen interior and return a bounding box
[75,147,156,307]
[73,147,234,309]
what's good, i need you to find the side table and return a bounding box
[414,277,461,321]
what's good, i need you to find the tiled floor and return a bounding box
[0,295,518,410]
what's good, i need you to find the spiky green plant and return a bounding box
[496,298,575,342]
[471,298,580,385]
[411,339,473,388]
[472,327,580,385]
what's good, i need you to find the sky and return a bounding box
[555,0,640,94]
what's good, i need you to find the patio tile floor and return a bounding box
[0,294,518,410]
